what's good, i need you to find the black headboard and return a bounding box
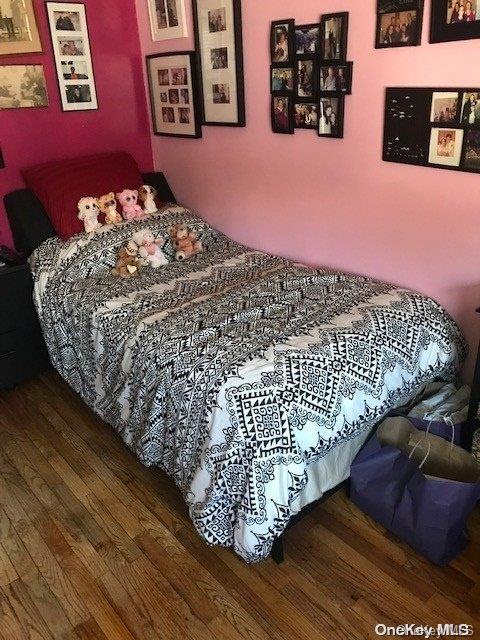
[4,171,176,256]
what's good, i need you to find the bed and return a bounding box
[6,177,467,563]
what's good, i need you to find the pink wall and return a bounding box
[0,0,153,247]
[135,0,480,377]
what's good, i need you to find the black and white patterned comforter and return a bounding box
[30,206,466,562]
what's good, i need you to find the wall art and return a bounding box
[431,0,480,43]
[376,0,424,48]
[0,64,48,109]
[0,0,42,56]
[147,0,188,41]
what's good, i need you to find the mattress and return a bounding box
[29,206,466,562]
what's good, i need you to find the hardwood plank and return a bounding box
[0,543,18,588]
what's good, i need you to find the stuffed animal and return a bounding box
[138,185,158,215]
[168,224,203,261]
[77,197,101,237]
[116,189,144,221]
[98,192,122,226]
[111,240,142,278]
[132,229,168,268]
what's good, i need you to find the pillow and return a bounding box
[22,152,144,240]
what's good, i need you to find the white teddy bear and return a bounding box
[78,197,101,238]
[132,229,168,268]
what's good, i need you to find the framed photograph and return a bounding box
[46,2,98,112]
[271,66,294,94]
[376,1,424,48]
[294,102,318,129]
[147,0,187,41]
[320,12,349,61]
[431,0,480,43]
[430,91,460,123]
[318,96,344,138]
[463,129,480,171]
[461,91,480,125]
[428,127,464,167]
[294,23,320,55]
[297,59,316,98]
[146,51,202,138]
[0,0,42,56]
[193,0,245,127]
[0,65,48,109]
[271,95,294,134]
[271,19,294,63]
[319,62,353,94]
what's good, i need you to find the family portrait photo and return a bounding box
[59,38,84,55]
[322,15,346,59]
[447,1,478,23]
[171,66,187,85]
[54,10,80,31]
[463,129,480,170]
[158,68,170,85]
[429,127,464,166]
[169,88,179,103]
[271,67,294,92]
[180,87,189,103]
[318,97,342,136]
[272,96,292,133]
[213,83,230,103]
[295,25,319,54]
[294,103,318,128]
[179,106,190,123]
[209,7,226,32]
[61,60,88,79]
[0,0,42,55]
[65,83,91,104]
[297,59,314,98]
[0,64,47,109]
[319,64,351,93]
[461,91,480,124]
[160,92,167,102]
[162,106,175,122]
[211,46,228,69]
[430,91,459,123]
[272,22,291,63]
[378,10,419,45]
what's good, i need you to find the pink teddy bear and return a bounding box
[116,189,144,221]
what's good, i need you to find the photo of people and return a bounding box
[271,67,294,92]
[160,92,168,103]
[430,92,459,123]
[0,0,32,43]
[59,38,84,55]
[179,107,190,123]
[208,8,226,32]
[162,106,175,122]
[213,83,230,103]
[211,47,228,70]
[65,84,91,104]
[171,67,187,85]
[294,103,318,128]
[379,11,418,45]
[319,98,341,136]
[463,129,480,171]
[180,88,189,104]
[166,0,179,27]
[447,0,478,23]
[320,65,350,93]
[54,11,80,31]
[158,69,170,86]
[461,91,480,124]
[61,61,88,80]
[154,0,167,29]
[297,60,314,98]
[272,96,291,133]
[295,26,319,54]
[323,16,344,59]
[0,64,48,109]
[168,88,179,104]
[273,24,290,62]
[429,128,464,166]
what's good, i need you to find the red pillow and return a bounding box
[22,152,144,240]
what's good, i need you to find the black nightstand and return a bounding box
[0,262,50,390]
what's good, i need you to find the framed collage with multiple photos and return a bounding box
[146,51,202,138]
[383,87,480,174]
[430,0,480,43]
[46,2,98,111]
[270,13,352,139]
[375,0,424,48]
[192,0,245,126]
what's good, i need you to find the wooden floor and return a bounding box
[0,373,478,640]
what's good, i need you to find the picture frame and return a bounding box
[271,95,294,134]
[294,102,319,130]
[318,96,345,138]
[46,2,98,112]
[294,23,321,55]
[271,19,295,64]
[146,51,202,138]
[0,0,42,56]
[376,0,424,48]
[192,0,245,127]
[319,61,353,95]
[270,65,295,96]
[147,0,188,41]
[296,58,317,99]
[0,65,48,109]
[320,12,349,61]
[430,0,480,43]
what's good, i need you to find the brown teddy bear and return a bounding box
[111,240,142,278]
[168,224,203,261]
[98,192,123,226]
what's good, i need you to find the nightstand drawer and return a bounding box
[0,327,50,389]
[0,265,37,333]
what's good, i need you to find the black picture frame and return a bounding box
[192,0,245,127]
[271,19,295,63]
[296,58,317,100]
[318,95,345,138]
[320,12,349,61]
[146,51,202,139]
[430,0,480,43]
[319,61,353,95]
[383,87,480,174]
[294,102,319,130]
[294,23,321,56]
[375,0,424,48]
[271,95,294,134]
[270,65,295,96]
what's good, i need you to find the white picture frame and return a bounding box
[428,127,464,167]
[147,0,188,41]
[46,2,98,112]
